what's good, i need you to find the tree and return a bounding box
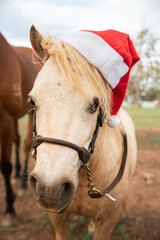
[128,29,160,105]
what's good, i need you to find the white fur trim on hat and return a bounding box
[61,31,129,88]
[107,115,120,128]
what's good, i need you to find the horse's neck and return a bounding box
[94,124,122,162]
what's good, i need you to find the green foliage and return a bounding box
[138,159,145,164]
[125,107,160,127]
[78,215,85,225]
[135,216,143,225]
[83,229,90,240]
[69,215,89,240]
[37,218,52,228]
[23,232,32,240]
[69,223,76,232]
[142,88,160,101]
[0,226,10,232]
[128,28,160,103]
[125,107,160,150]
[117,224,131,240]
[136,131,160,150]
[151,162,160,167]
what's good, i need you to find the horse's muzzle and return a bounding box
[29,172,74,212]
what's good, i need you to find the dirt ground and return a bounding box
[0,126,160,240]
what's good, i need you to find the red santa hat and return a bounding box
[61,30,140,127]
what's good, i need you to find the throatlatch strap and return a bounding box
[102,133,128,195]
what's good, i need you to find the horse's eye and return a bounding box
[31,99,35,106]
[29,97,35,107]
[89,98,99,114]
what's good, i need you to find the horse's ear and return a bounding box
[30,25,49,62]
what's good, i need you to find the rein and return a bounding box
[31,104,128,199]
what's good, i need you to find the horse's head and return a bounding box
[29,26,111,213]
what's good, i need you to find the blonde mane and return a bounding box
[41,36,112,118]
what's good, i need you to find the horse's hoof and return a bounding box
[1,214,18,227]
[17,187,28,197]
[11,177,21,185]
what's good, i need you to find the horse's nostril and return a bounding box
[58,182,74,202]
[29,174,37,193]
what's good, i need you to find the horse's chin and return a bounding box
[37,200,70,214]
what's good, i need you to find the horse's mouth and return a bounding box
[37,199,71,214]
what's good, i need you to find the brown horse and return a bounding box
[29,26,137,240]
[0,33,41,226]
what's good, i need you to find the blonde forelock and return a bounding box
[41,35,112,119]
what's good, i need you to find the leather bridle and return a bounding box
[31,103,128,199]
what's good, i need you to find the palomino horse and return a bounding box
[0,33,41,226]
[29,26,137,240]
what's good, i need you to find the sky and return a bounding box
[0,0,160,47]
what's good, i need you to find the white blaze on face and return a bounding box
[30,55,99,192]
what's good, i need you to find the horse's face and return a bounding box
[29,27,101,213]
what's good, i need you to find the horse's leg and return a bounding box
[88,219,95,238]
[0,112,17,226]
[11,120,21,185]
[48,213,69,240]
[93,209,121,240]
[18,112,32,195]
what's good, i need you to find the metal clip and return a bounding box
[32,148,36,160]
[88,187,102,198]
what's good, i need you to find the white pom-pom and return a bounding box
[107,115,120,128]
